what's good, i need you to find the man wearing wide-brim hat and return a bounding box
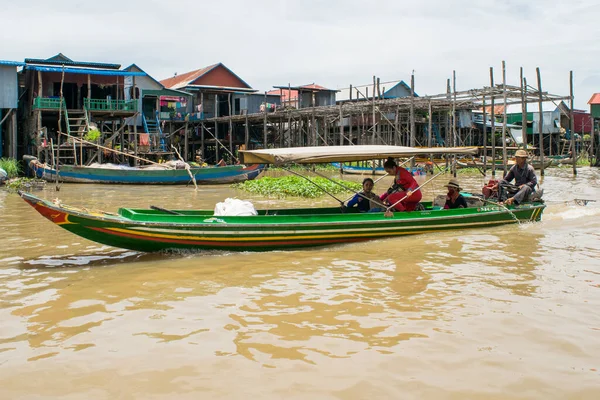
[493,149,537,205]
[444,178,468,209]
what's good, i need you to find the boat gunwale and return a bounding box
[20,191,546,229]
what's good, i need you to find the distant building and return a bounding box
[336,80,416,103]
[123,64,191,125]
[588,93,600,119]
[16,53,146,160]
[0,60,24,157]
[160,63,278,117]
[271,84,337,108]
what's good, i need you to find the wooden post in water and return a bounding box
[410,72,416,167]
[184,121,189,162]
[501,61,508,175]
[482,95,487,171]
[452,71,457,177]
[591,119,595,167]
[372,76,376,144]
[228,93,233,159]
[201,121,205,159]
[245,103,250,149]
[263,91,267,148]
[311,93,316,145]
[339,103,344,145]
[490,67,496,177]
[428,99,434,165]
[570,70,577,175]
[215,94,219,163]
[394,105,400,146]
[536,67,545,177]
[520,69,527,150]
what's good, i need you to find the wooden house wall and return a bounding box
[0,66,18,109]
[299,91,335,108]
[239,94,280,114]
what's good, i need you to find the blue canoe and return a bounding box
[26,158,264,185]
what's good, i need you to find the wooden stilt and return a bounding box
[490,67,496,177]
[263,91,268,148]
[482,95,487,171]
[228,93,233,160]
[570,70,577,175]
[536,67,545,177]
[501,61,508,175]
[521,68,527,149]
[339,103,343,145]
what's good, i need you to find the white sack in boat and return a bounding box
[214,198,258,216]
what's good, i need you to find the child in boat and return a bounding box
[380,157,422,211]
[346,178,382,212]
[444,178,468,209]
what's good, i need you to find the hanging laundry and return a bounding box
[139,133,150,146]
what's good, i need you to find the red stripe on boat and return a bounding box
[89,227,367,247]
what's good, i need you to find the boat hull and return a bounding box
[20,192,546,253]
[28,161,263,184]
[331,163,424,176]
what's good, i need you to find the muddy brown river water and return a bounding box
[0,168,599,399]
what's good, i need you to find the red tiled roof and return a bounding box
[266,88,298,101]
[300,83,327,90]
[588,93,600,105]
[160,64,218,89]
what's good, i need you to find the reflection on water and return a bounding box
[1,168,600,398]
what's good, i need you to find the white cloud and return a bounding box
[2,0,599,107]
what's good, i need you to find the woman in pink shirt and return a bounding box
[380,157,422,211]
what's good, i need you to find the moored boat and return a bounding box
[331,162,425,176]
[25,157,264,185]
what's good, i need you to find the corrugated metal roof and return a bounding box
[143,89,192,97]
[273,83,337,92]
[25,65,145,76]
[24,53,121,69]
[588,93,600,105]
[483,102,562,115]
[0,60,25,67]
[185,84,256,93]
[267,89,296,100]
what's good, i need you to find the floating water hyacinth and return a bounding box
[232,176,362,198]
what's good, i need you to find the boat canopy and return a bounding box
[239,145,479,165]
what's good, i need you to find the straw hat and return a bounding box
[445,178,461,190]
[515,149,529,158]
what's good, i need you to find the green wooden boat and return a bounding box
[20,146,546,253]
[19,191,544,252]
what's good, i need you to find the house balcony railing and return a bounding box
[84,98,137,112]
[158,111,204,121]
[32,97,65,110]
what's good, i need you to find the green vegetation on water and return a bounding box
[232,175,362,198]
[0,158,21,179]
[3,177,46,192]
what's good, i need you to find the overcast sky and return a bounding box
[2,0,599,108]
